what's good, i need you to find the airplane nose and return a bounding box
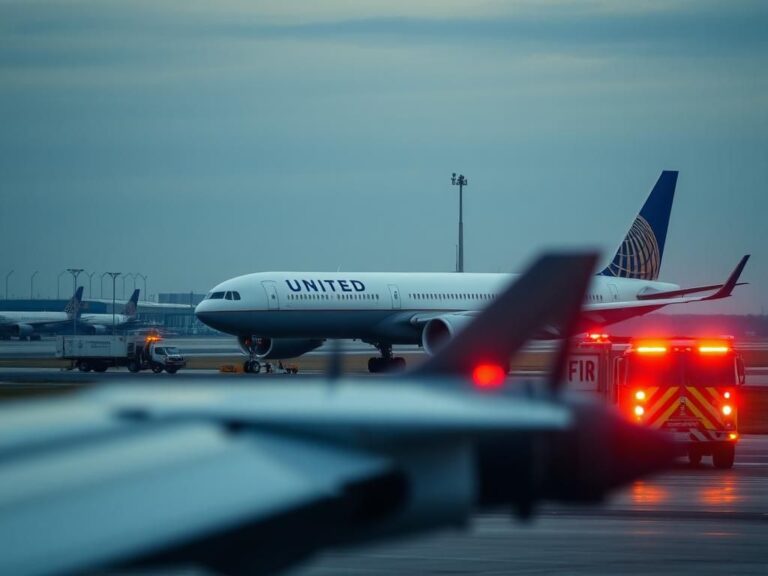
[194,301,213,326]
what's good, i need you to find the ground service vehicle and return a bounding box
[56,335,186,374]
[568,335,744,468]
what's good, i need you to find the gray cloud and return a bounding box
[0,1,765,313]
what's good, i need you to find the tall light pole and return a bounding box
[107,272,120,334]
[66,268,84,336]
[30,271,38,299]
[135,273,147,300]
[100,272,109,299]
[4,270,13,300]
[87,271,96,299]
[451,173,468,273]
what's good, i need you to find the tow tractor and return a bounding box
[569,334,745,468]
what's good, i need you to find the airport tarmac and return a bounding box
[1,368,766,574]
[290,436,768,576]
[0,337,427,358]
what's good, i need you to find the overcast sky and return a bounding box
[1,0,765,313]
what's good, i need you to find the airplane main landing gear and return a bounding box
[243,359,262,374]
[367,343,406,373]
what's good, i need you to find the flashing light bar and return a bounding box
[636,346,667,354]
[587,332,610,341]
[698,345,731,354]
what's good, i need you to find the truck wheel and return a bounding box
[165,367,178,374]
[713,444,735,469]
[78,361,91,373]
[128,360,140,373]
[688,449,702,466]
[151,364,163,374]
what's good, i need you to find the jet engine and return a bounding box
[237,336,324,359]
[12,324,34,337]
[87,325,108,335]
[421,315,474,356]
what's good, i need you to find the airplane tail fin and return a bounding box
[123,289,140,318]
[64,286,84,318]
[599,170,677,281]
[416,252,597,379]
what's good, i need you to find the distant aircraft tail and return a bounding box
[123,289,140,318]
[599,170,677,281]
[64,286,84,318]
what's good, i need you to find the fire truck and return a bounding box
[569,335,745,469]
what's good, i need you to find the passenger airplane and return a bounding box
[0,287,83,340]
[79,289,140,333]
[0,252,673,576]
[196,171,750,372]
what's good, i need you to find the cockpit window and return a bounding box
[232,291,241,300]
[209,292,225,300]
[225,292,233,300]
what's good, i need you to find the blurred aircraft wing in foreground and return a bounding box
[0,253,674,576]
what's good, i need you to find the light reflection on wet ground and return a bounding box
[293,436,768,575]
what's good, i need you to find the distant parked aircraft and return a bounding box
[0,287,83,340]
[79,289,140,333]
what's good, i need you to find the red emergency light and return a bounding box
[697,339,732,354]
[472,363,506,389]
[635,345,667,355]
[585,332,611,344]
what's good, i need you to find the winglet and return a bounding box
[415,252,598,379]
[701,255,750,301]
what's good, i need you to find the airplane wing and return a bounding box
[635,255,750,300]
[582,254,750,328]
[0,383,572,576]
[412,255,750,337]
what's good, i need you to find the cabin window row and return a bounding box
[287,293,380,301]
[407,292,497,301]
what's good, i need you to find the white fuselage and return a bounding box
[195,271,680,343]
[80,313,131,327]
[0,311,72,326]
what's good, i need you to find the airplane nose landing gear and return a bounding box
[367,343,406,373]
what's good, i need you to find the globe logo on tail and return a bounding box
[604,215,661,281]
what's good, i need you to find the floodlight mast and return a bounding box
[451,173,468,273]
[107,273,121,335]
